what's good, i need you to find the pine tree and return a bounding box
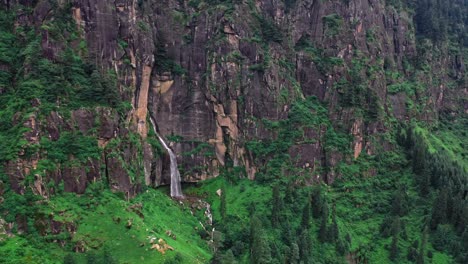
[281,219,294,246]
[419,166,431,196]
[248,201,256,217]
[407,240,419,262]
[63,254,76,264]
[412,135,427,175]
[312,186,323,218]
[220,187,227,220]
[298,229,312,264]
[391,190,408,216]
[284,182,294,204]
[290,242,300,264]
[391,217,401,236]
[271,184,282,227]
[390,233,399,261]
[103,246,117,264]
[250,216,272,264]
[430,189,448,229]
[461,230,468,253]
[222,250,238,264]
[416,228,427,264]
[388,216,401,261]
[336,238,349,256]
[86,252,98,264]
[328,204,339,243]
[319,202,329,243]
[301,199,311,230]
[212,230,224,253]
[459,206,468,234]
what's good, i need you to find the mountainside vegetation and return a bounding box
[0,0,466,263]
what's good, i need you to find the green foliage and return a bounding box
[403,124,468,262]
[284,0,297,12]
[250,216,272,264]
[220,185,227,220]
[155,41,186,75]
[295,36,344,74]
[254,14,283,43]
[2,188,211,263]
[387,81,418,95]
[246,96,350,182]
[412,0,467,44]
[322,14,343,37]
[40,132,100,165]
[430,190,448,229]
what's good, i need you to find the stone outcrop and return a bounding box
[0,0,465,194]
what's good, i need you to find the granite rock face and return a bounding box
[1,0,465,194]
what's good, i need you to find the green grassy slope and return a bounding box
[186,148,458,263]
[0,186,211,264]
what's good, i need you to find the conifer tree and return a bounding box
[416,228,427,264]
[290,242,300,264]
[430,189,448,229]
[250,216,272,264]
[220,187,227,220]
[418,166,431,196]
[391,217,401,236]
[63,254,76,264]
[301,199,311,230]
[407,240,419,262]
[328,204,339,242]
[457,205,468,234]
[319,201,329,243]
[103,246,117,264]
[299,229,312,264]
[271,184,282,227]
[312,186,323,218]
[391,189,408,216]
[390,232,399,261]
[223,250,237,264]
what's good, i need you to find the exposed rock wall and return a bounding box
[1,0,465,194]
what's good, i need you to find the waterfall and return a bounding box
[149,116,184,198]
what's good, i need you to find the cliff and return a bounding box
[0,0,465,195]
[0,0,467,263]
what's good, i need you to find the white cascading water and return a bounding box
[149,116,184,198]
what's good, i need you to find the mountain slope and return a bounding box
[0,0,466,263]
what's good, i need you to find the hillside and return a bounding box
[0,0,466,263]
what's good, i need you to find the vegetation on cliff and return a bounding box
[0,0,466,263]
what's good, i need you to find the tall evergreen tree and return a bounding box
[301,199,311,230]
[103,246,117,264]
[290,242,300,264]
[457,205,468,234]
[319,202,329,243]
[222,249,237,264]
[63,254,76,264]
[298,229,312,264]
[418,166,431,196]
[312,186,323,218]
[220,187,227,220]
[430,189,448,229]
[391,189,408,216]
[416,229,427,264]
[407,240,419,262]
[271,184,282,227]
[391,217,401,236]
[250,216,272,264]
[390,232,399,261]
[328,204,339,242]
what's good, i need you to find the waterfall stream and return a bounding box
[149,116,184,198]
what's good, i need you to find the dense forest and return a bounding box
[0,0,466,263]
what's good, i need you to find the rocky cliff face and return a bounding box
[1,0,465,196]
